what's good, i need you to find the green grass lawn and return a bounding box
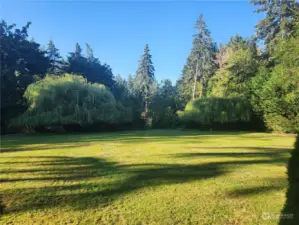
[0,130,296,225]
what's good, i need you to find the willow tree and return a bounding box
[14,74,132,127]
[178,97,252,125]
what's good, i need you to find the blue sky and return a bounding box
[1,1,263,83]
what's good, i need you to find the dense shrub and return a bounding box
[151,107,178,128]
[251,35,299,133]
[149,79,179,128]
[178,97,253,129]
[208,37,258,98]
[112,75,145,129]
[0,20,49,135]
[13,74,132,129]
[280,135,299,225]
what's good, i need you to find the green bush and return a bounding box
[280,135,299,225]
[251,35,299,133]
[149,79,179,128]
[13,74,132,128]
[151,107,178,128]
[178,97,252,127]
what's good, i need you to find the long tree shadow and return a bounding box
[174,148,290,199]
[1,147,290,214]
[227,177,288,197]
[174,147,290,165]
[2,156,229,213]
[175,150,289,158]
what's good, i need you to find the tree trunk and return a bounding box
[192,59,199,100]
[200,75,204,98]
[144,100,148,120]
[199,55,205,98]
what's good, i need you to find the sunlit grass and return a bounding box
[0,130,296,224]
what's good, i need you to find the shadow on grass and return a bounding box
[175,147,290,160]
[230,184,286,197]
[279,136,299,225]
[0,130,292,215]
[1,146,290,214]
[227,177,287,197]
[1,155,227,213]
[176,149,289,157]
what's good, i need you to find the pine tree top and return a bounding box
[75,43,82,57]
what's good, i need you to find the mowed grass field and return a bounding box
[0,130,296,225]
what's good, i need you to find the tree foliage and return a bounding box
[250,0,299,51]
[150,79,178,128]
[177,14,217,105]
[65,43,115,88]
[134,44,156,119]
[2,2,298,134]
[208,35,259,98]
[251,30,299,132]
[46,40,63,75]
[178,98,252,125]
[112,74,143,126]
[14,74,132,127]
[0,20,49,133]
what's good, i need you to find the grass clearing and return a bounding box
[0,130,296,224]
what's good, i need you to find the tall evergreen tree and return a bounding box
[176,57,195,107]
[74,43,83,58]
[85,43,94,62]
[65,43,86,75]
[250,0,299,49]
[64,43,115,87]
[127,74,134,95]
[112,74,127,102]
[84,43,114,87]
[46,39,62,75]
[251,26,299,132]
[177,14,217,103]
[191,14,217,99]
[134,44,155,119]
[0,20,49,133]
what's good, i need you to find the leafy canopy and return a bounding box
[178,97,252,125]
[251,29,299,132]
[15,74,132,126]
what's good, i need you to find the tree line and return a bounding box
[1,0,298,134]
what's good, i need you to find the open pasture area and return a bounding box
[0,130,296,225]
